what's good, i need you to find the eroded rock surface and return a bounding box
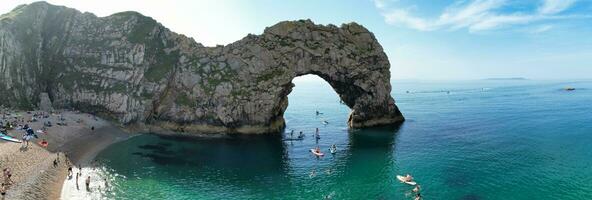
[0,2,404,134]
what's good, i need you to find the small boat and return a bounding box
[396,175,417,186]
[310,149,324,156]
[565,87,575,91]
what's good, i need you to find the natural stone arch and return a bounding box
[0,2,404,134]
[190,20,405,133]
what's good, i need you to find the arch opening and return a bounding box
[270,69,404,133]
[283,74,351,129]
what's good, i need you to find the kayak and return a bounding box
[396,175,417,185]
[310,149,324,156]
[0,133,22,143]
[38,141,49,147]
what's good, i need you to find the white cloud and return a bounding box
[380,0,509,31]
[439,0,507,30]
[377,0,585,32]
[373,0,388,9]
[469,14,535,31]
[439,0,506,27]
[529,24,553,33]
[383,9,434,31]
[539,0,577,14]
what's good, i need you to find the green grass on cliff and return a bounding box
[175,93,194,107]
[108,11,159,44]
[144,50,179,82]
[112,11,177,83]
[198,63,238,94]
[0,4,26,20]
[110,82,128,93]
[140,89,154,99]
[256,68,284,82]
[128,16,158,43]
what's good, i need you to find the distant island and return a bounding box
[483,77,528,80]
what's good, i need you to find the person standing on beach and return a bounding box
[85,176,91,191]
[75,173,79,190]
[0,183,6,200]
[21,124,34,148]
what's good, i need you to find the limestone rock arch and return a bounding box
[0,2,404,134]
[208,20,405,133]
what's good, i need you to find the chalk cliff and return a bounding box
[0,2,404,134]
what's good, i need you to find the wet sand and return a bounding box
[0,110,133,199]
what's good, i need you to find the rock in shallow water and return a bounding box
[0,2,404,134]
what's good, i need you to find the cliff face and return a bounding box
[0,2,404,134]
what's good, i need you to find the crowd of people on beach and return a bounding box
[70,160,109,194]
[0,108,105,197]
[0,109,100,150]
[59,156,109,195]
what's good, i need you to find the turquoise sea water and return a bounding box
[95,78,592,200]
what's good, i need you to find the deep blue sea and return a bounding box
[88,78,592,199]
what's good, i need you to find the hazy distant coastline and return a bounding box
[483,77,527,80]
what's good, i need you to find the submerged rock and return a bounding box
[0,2,404,134]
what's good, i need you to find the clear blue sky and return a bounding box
[2,0,591,80]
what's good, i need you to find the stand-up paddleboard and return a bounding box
[0,133,22,143]
[283,138,304,141]
[310,149,324,156]
[330,148,337,154]
[396,175,417,185]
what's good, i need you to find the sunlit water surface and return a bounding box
[84,78,592,199]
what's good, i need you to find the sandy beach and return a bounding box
[0,110,133,199]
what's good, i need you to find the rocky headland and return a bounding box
[0,1,404,134]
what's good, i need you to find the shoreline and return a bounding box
[58,124,136,166]
[0,109,135,200]
[1,109,304,199]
